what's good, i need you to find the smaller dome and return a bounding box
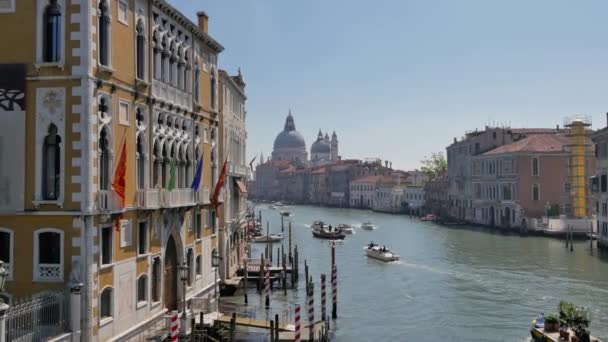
[311,139,331,154]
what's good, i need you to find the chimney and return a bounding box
[197,11,208,33]
[453,137,457,143]
[556,124,560,132]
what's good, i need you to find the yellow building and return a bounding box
[0,1,223,340]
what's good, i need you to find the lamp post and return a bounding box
[212,249,221,309]
[178,262,189,335]
[0,260,9,342]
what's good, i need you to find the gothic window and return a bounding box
[42,124,61,200]
[195,254,201,276]
[99,127,110,190]
[137,134,145,189]
[153,141,160,188]
[153,31,161,79]
[194,63,200,103]
[186,248,193,286]
[161,144,168,188]
[98,0,110,66]
[136,20,145,80]
[170,42,177,87]
[162,36,169,83]
[43,0,62,62]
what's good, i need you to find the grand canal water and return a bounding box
[242,204,608,341]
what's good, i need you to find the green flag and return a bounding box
[168,160,176,191]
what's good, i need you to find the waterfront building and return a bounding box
[309,167,328,205]
[218,69,247,281]
[0,2,222,340]
[350,176,384,208]
[470,132,595,229]
[423,173,449,217]
[447,126,563,222]
[591,116,608,248]
[403,185,425,214]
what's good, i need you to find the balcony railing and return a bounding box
[97,190,120,212]
[137,189,160,209]
[161,189,195,208]
[228,162,250,177]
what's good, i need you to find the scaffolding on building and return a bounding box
[564,116,591,219]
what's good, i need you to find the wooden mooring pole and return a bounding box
[331,241,338,319]
[243,259,248,304]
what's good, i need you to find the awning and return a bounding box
[235,179,248,194]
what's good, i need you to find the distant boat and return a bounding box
[587,233,597,240]
[364,243,399,262]
[312,227,345,240]
[361,221,376,231]
[420,214,438,222]
[251,234,283,243]
[280,210,291,217]
[337,224,354,234]
[273,202,284,207]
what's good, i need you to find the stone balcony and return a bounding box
[160,188,196,208]
[137,189,161,209]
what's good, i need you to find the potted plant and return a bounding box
[558,301,591,342]
[544,314,560,332]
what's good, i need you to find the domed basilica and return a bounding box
[271,111,339,166]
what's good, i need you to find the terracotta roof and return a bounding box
[483,134,570,155]
[280,165,296,174]
[311,167,326,174]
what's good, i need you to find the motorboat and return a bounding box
[251,234,283,243]
[312,226,345,240]
[273,202,284,207]
[420,214,438,222]
[364,243,399,262]
[280,210,291,217]
[361,221,376,230]
[337,224,354,234]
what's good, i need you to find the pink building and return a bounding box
[470,133,594,228]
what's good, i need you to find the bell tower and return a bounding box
[331,131,339,161]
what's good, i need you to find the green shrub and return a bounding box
[545,313,560,324]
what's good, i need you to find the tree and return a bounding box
[421,152,447,180]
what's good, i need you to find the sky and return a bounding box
[172,0,608,170]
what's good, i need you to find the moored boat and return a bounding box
[364,242,400,262]
[251,234,283,243]
[361,221,376,230]
[311,220,327,230]
[420,214,437,222]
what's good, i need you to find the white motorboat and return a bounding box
[311,220,327,230]
[364,243,399,262]
[361,221,376,230]
[337,224,354,234]
[251,234,283,243]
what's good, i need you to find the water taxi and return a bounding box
[251,234,283,243]
[364,243,400,262]
[361,221,376,230]
[312,226,345,240]
[337,223,354,234]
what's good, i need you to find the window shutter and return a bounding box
[120,219,132,247]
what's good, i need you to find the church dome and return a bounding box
[311,140,331,153]
[273,113,306,150]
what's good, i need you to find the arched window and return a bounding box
[99,127,110,190]
[186,248,193,286]
[153,31,161,79]
[193,63,200,103]
[532,157,539,176]
[137,133,145,190]
[137,275,147,304]
[34,228,63,281]
[98,0,110,66]
[136,20,145,80]
[42,124,61,200]
[169,42,177,86]
[43,0,62,62]
[162,36,169,83]
[171,143,178,187]
[100,286,113,320]
[152,141,160,188]
[161,143,168,188]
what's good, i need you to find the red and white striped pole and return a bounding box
[331,241,338,319]
[265,259,270,308]
[308,280,314,341]
[321,274,327,321]
[294,304,301,342]
[170,310,179,342]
